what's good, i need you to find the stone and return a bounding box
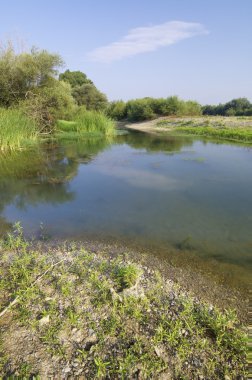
[39,315,50,326]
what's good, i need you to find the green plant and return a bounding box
[94,357,110,378]
[57,108,115,136]
[113,263,140,290]
[0,108,38,151]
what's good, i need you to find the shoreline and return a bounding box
[119,116,252,143]
[0,235,248,378]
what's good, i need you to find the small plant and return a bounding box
[113,263,140,291]
[3,221,28,250]
[94,357,110,378]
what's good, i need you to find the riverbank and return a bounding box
[122,116,252,143]
[0,229,248,379]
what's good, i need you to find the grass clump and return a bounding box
[0,108,38,151]
[57,108,115,137]
[0,227,248,379]
[113,263,141,291]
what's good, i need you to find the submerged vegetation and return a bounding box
[0,226,248,379]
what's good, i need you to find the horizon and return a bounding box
[1,0,251,104]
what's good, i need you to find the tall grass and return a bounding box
[0,108,38,151]
[57,109,115,136]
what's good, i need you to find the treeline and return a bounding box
[1,42,251,139]
[107,96,252,122]
[202,98,252,116]
[106,97,202,121]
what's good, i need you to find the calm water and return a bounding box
[0,131,251,274]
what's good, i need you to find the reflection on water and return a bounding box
[0,132,251,286]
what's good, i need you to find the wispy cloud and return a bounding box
[87,21,208,63]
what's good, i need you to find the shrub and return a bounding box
[21,79,76,132]
[106,100,127,120]
[126,99,155,121]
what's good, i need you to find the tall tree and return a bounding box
[59,69,92,87]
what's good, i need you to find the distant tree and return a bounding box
[106,100,127,120]
[182,100,202,116]
[126,99,155,121]
[224,98,251,116]
[59,69,107,111]
[59,69,93,87]
[72,83,107,111]
[203,98,252,116]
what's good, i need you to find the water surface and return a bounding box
[0,132,251,279]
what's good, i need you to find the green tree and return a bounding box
[72,83,107,111]
[126,99,155,121]
[21,78,76,132]
[59,69,93,87]
[106,100,127,120]
[0,44,63,107]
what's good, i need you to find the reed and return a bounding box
[57,109,115,136]
[0,108,38,151]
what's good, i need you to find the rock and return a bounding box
[71,329,83,343]
[63,366,72,373]
[83,334,98,351]
[110,287,122,302]
[39,315,50,326]
[88,328,95,336]
[154,345,169,363]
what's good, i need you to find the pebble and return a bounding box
[39,315,50,326]
[63,366,72,373]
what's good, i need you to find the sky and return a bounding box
[0,0,251,104]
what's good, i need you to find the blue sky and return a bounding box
[0,0,251,104]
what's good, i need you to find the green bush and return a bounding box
[126,99,155,121]
[106,100,127,120]
[21,79,76,132]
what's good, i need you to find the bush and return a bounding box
[0,44,63,108]
[21,79,76,132]
[72,84,108,111]
[106,100,127,120]
[126,99,155,121]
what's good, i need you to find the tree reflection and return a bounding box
[117,131,193,153]
[0,136,113,234]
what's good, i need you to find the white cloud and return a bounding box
[87,21,208,63]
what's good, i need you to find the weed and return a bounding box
[113,263,140,291]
